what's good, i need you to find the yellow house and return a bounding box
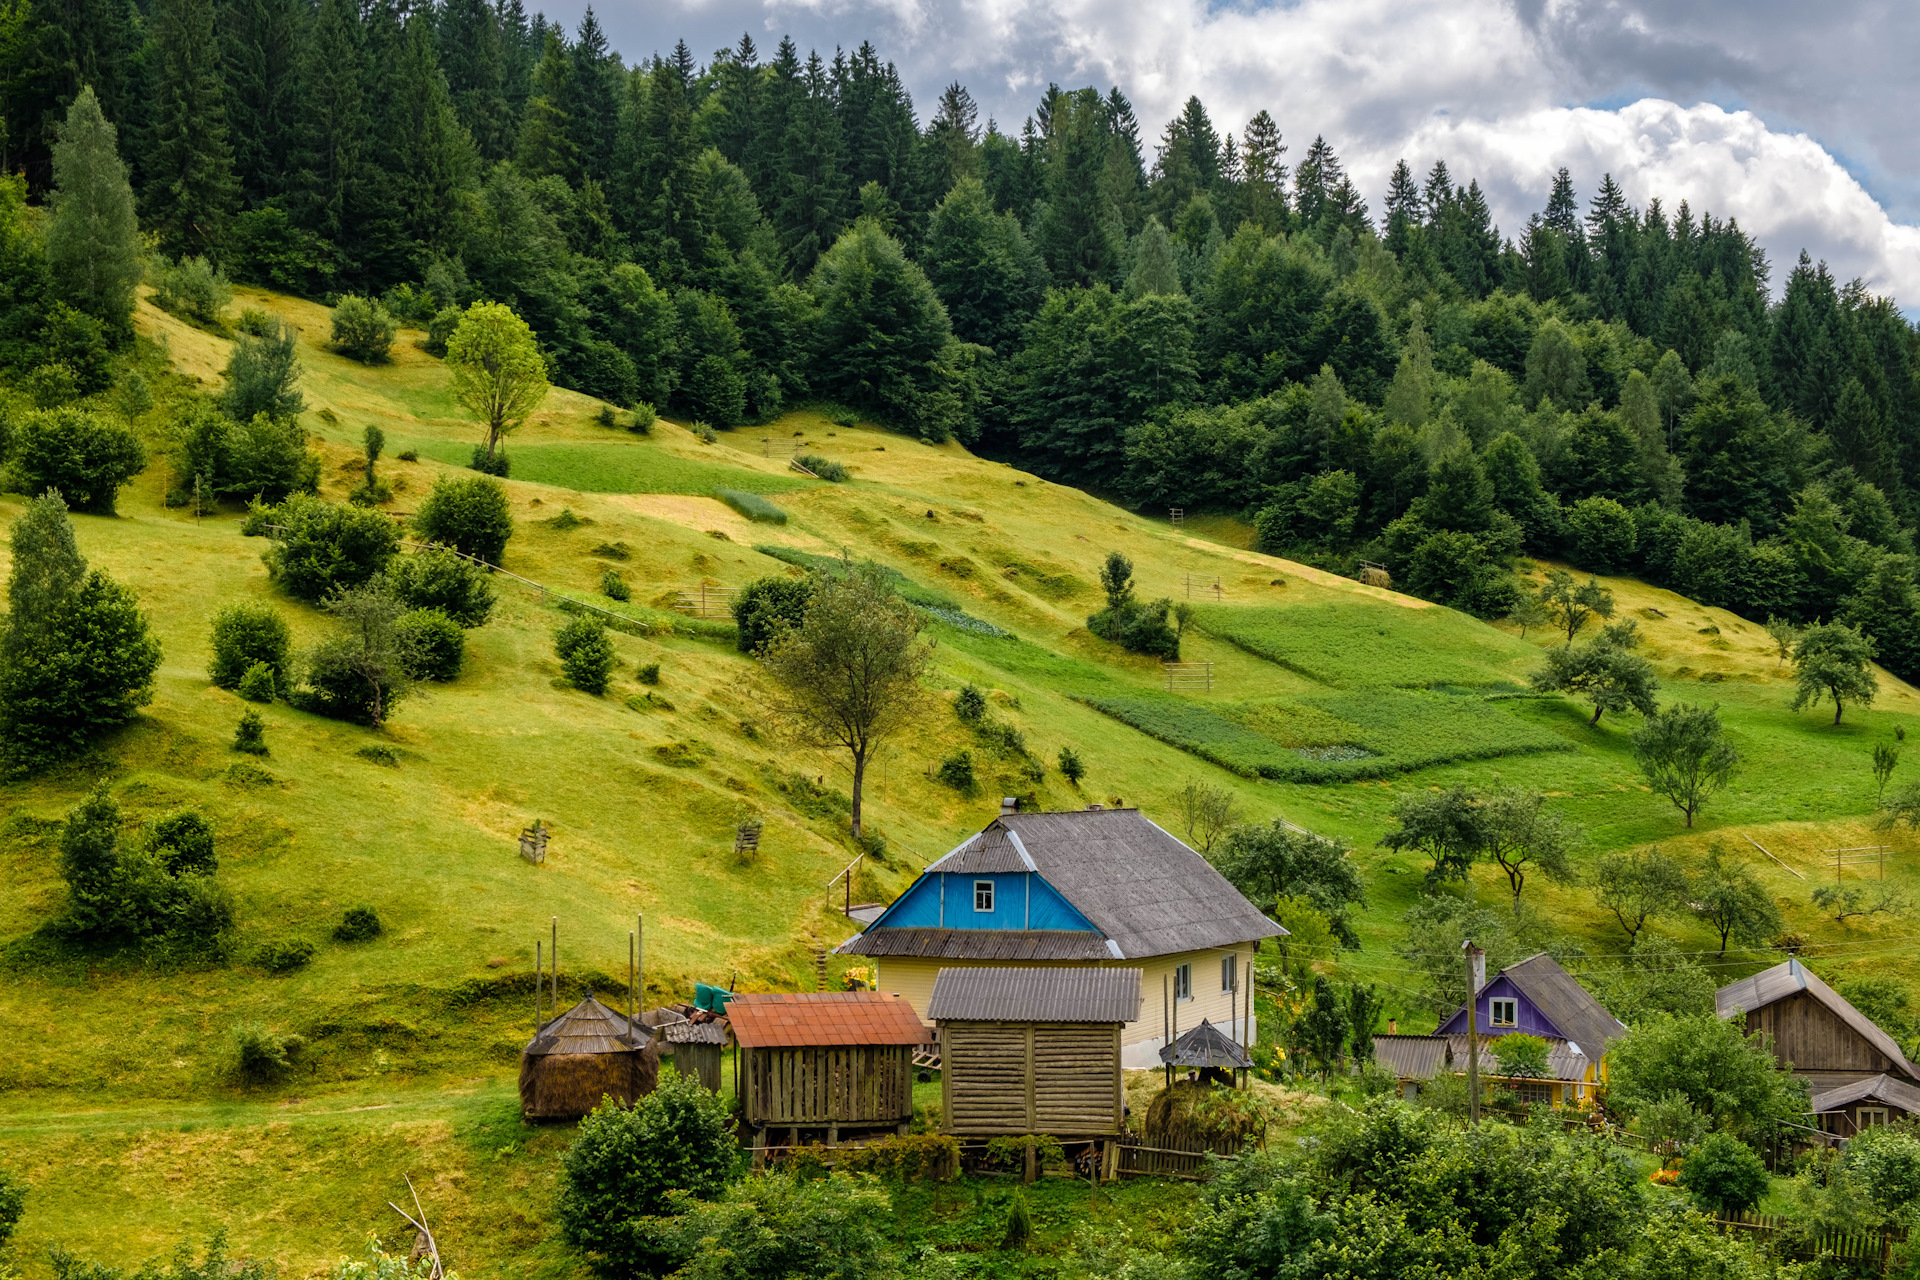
[835,805,1285,1070]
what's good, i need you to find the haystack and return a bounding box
[1144,1079,1273,1152]
[518,994,659,1120]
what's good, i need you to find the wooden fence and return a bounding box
[1115,1133,1242,1180]
[1162,662,1214,693]
[1715,1209,1907,1270]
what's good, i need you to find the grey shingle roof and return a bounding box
[996,809,1285,958]
[927,966,1142,1023]
[1452,953,1627,1058]
[835,927,1114,960]
[1373,1034,1450,1080]
[526,995,647,1056]
[1810,1073,1920,1115]
[1717,958,1920,1081]
[1159,1018,1253,1069]
[927,827,1031,875]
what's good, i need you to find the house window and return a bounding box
[973,880,994,913]
[1174,963,1192,1001]
[1860,1107,1890,1129]
[1489,998,1518,1028]
[1512,1081,1552,1106]
[1222,954,1238,994]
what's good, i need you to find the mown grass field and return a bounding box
[3,288,1919,1274]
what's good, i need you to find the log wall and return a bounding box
[744,1044,912,1127]
[941,1020,1122,1136]
[1746,992,1899,1079]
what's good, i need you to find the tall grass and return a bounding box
[717,488,789,524]
[1196,600,1534,689]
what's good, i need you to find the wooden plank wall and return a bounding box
[942,1021,1121,1136]
[1748,993,1896,1075]
[746,1045,911,1125]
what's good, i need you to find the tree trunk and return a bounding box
[1833,694,1844,726]
[1589,704,1604,726]
[849,746,867,836]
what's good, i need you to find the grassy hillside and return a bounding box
[2,288,1919,1274]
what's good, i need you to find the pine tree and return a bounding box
[286,0,366,249]
[625,48,698,280]
[1383,157,1422,257]
[1238,110,1287,234]
[515,28,578,182]
[46,86,140,341]
[917,81,980,202]
[774,51,848,276]
[382,15,474,264]
[1032,87,1120,286]
[711,34,763,172]
[1421,160,1453,224]
[438,0,511,160]
[219,0,304,205]
[566,9,620,185]
[145,0,239,258]
[1543,167,1580,235]
[1293,135,1340,227]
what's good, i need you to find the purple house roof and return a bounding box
[1435,953,1627,1059]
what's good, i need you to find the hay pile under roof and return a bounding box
[1159,1018,1252,1070]
[519,995,659,1120]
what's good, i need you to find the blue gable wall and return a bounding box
[869,871,1097,933]
[1436,975,1564,1040]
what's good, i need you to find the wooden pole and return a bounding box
[1464,940,1482,1126]
[629,931,636,1029]
[535,940,543,1031]
[637,912,644,1009]
[1163,975,1171,1090]
[551,916,559,1009]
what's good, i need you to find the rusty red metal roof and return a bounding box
[728,991,929,1048]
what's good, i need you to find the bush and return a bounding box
[395,607,464,681]
[8,406,145,513]
[355,744,398,766]
[220,316,304,423]
[1568,496,1638,574]
[147,809,216,876]
[329,294,395,363]
[254,937,314,974]
[56,784,233,945]
[795,453,850,482]
[1057,745,1086,784]
[43,303,112,393]
[333,905,382,942]
[628,401,656,433]
[235,308,274,337]
[692,420,719,444]
[233,708,268,755]
[1677,1132,1769,1216]
[732,575,814,652]
[413,473,513,564]
[236,661,276,703]
[386,545,495,627]
[172,399,317,504]
[261,494,401,602]
[555,615,613,694]
[937,749,976,793]
[716,487,786,523]
[151,255,232,327]
[209,602,293,691]
[468,445,510,476]
[0,1166,21,1248]
[638,662,660,685]
[230,1021,298,1082]
[1088,598,1181,659]
[558,1067,741,1274]
[424,305,461,357]
[601,568,630,601]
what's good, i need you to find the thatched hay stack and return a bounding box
[518,994,660,1119]
[1144,1080,1273,1151]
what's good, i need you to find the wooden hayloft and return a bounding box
[518,995,659,1120]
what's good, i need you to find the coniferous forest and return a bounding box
[8,3,1920,676]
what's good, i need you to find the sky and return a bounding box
[554,0,1920,305]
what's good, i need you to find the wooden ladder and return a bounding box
[812,940,828,991]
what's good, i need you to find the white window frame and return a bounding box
[1174,962,1192,1001]
[973,880,994,913]
[1489,998,1518,1028]
[1222,954,1238,994]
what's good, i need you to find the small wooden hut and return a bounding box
[519,995,659,1120]
[642,1006,729,1092]
[728,991,927,1146]
[929,965,1141,1137]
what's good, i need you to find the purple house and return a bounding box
[1374,952,1627,1106]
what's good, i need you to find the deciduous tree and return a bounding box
[1632,702,1740,827]
[1790,621,1878,725]
[446,301,549,461]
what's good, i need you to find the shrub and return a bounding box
[595,404,618,429]
[555,615,613,694]
[692,420,719,444]
[424,305,461,356]
[601,568,630,601]
[937,749,976,794]
[558,1067,741,1271]
[261,494,401,602]
[1088,598,1181,660]
[230,1021,298,1082]
[117,370,153,417]
[237,662,276,703]
[686,356,747,426]
[209,602,293,691]
[333,905,382,941]
[235,307,274,337]
[151,255,231,327]
[254,937,314,974]
[0,1166,21,1248]
[8,407,145,513]
[716,487,785,523]
[954,684,987,723]
[355,744,398,766]
[147,809,216,876]
[396,607,464,681]
[638,662,660,685]
[732,575,814,652]
[221,316,304,423]
[413,473,513,565]
[233,708,268,755]
[1676,1132,1769,1216]
[329,294,395,363]
[1568,496,1638,574]
[795,453,850,482]
[396,449,417,462]
[1057,745,1086,785]
[1489,1033,1552,1078]
[172,399,317,504]
[386,546,495,628]
[468,444,510,476]
[628,401,656,433]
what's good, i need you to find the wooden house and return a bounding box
[1373,953,1627,1105]
[518,995,659,1120]
[836,805,1284,1068]
[1810,1074,1920,1138]
[727,991,927,1146]
[1717,959,1920,1092]
[928,966,1140,1137]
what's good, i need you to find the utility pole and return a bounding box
[1463,939,1484,1125]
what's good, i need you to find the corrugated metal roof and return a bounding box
[1810,1073,1920,1115]
[835,927,1113,960]
[728,991,929,1048]
[928,828,1031,875]
[1371,1033,1593,1083]
[1439,953,1626,1059]
[525,995,648,1057]
[1717,959,1920,1081]
[1159,1018,1252,1069]
[1373,1034,1450,1080]
[927,966,1141,1023]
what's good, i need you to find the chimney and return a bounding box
[1388,1018,1398,1036]
[999,796,1018,817]
[1087,803,1103,811]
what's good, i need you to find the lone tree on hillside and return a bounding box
[446,301,549,462]
[1479,786,1575,908]
[1174,779,1239,852]
[1790,621,1878,725]
[1632,703,1740,827]
[1594,846,1690,943]
[762,561,931,836]
[1691,843,1782,956]
[1530,621,1659,726]
[46,86,141,339]
[1377,786,1486,887]
[1538,568,1614,645]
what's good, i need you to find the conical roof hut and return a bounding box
[518,995,660,1120]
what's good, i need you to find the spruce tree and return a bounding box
[219,0,304,205]
[566,9,620,185]
[515,29,578,183]
[46,86,140,341]
[286,0,366,250]
[775,51,849,276]
[1237,110,1287,234]
[438,0,511,160]
[711,34,763,173]
[145,0,239,258]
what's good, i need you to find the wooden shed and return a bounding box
[929,965,1141,1137]
[518,995,659,1120]
[1160,1017,1253,1087]
[1718,959,1920,1092]
[646,1009,728,1092]
[728,991,927,1146]
[1812,1074,1920,1139]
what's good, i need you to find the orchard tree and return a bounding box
[447,301,550,462]
[1538,568,1614,644]
[1377,786,1486,886]
[1213,818,1367,946]
[1531,627,1659,726]
[1594,846,1689,942]
[1480,787,1575,908]
[46,87,141,340]
[1633,702,1740,826]
[1691,843,1783,956]
[1791,621,1878,725]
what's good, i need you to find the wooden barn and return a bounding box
[929,966,1141,1137]
[1718,959,1920,1092]
[1811,1074,1920,1138]
[518,995,659,1120]
[728,991,927,1146]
